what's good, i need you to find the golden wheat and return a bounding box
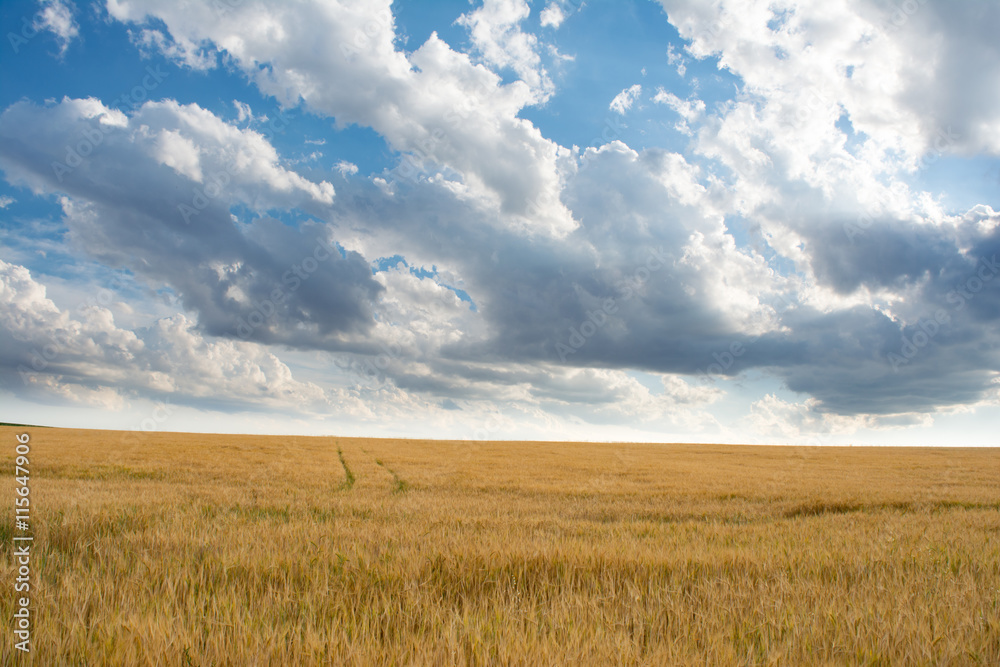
[2,426,998,665]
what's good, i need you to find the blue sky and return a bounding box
[1,0,999,445]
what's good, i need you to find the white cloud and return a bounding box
[652,87,704,134]
[666,43,686,77]
[649,1,1000,314]
[0,96,378,350]
[0,258,733,436]
[540,3,566,29]
[131,28,216,70]
[153,129,202,182]
[659,0,1000,164]
[335,160,358,177]
[33,0,79,55]
[746,394,933,444]
[232,100,253,124]
[609,84,642,115]
[653,88,703,121]
[105,0,576,237]
[1,96,330,210]
[0,259,329,411]
[457,0,554,102]
[0,196,14,209]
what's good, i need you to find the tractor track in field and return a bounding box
[361,447,409,494]
[336,444,355,490]
[374,458,409,494]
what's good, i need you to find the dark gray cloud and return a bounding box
[0,99,383,348]
[320,145,1000,419]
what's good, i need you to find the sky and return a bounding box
[1,0,999,445]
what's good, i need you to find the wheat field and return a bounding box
[1,425,998,665]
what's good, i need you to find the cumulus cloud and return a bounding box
[105,0,576,236]
[605,0,1000,416]
[457,0,554,102]
[0,91,741,423]
[658,0,1000,162]
[0,259,329,412]
[540,3,566,29]
[0,97,381,349]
